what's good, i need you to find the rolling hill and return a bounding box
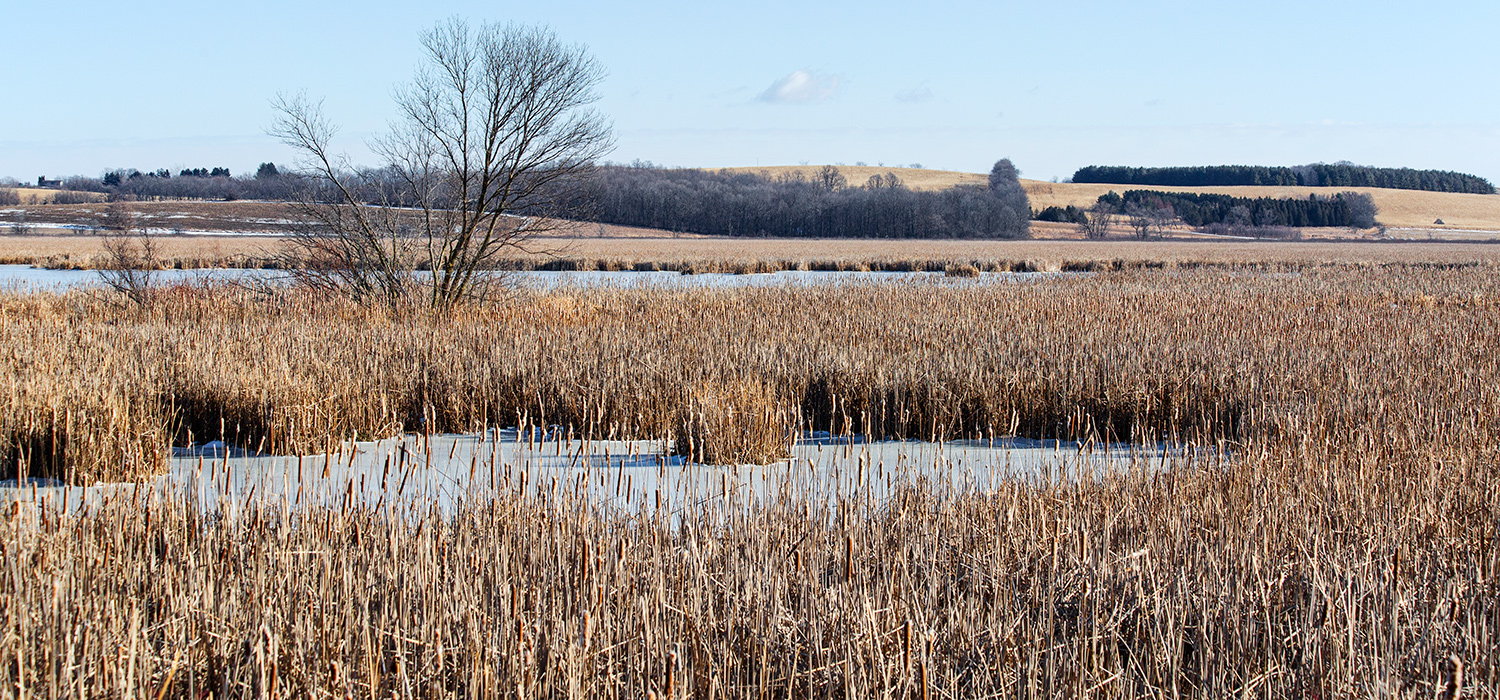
[720,165,1500,232]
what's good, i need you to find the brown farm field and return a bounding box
[1,200,690,238]
[8,232,1500,273]
[2,166,1497,270]
[0,187,105,205]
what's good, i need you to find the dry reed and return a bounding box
[1,267,1498,696]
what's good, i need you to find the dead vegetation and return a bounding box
[674,379,791,465]
[1,268,1498,696]
[2,268,1497,482]
[10,233,1500,275]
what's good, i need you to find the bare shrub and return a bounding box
[7,212,31,236]
[94,201,157,304]
[51,191,94,205]
[1342,190,1379,229]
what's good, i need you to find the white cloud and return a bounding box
[895,86,933,103]
[758,70,842,104]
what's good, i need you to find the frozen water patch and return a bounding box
[0,265,1065,291]
[2,431,1215,518]
[0,266,279,290]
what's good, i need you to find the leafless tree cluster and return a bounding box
[1076,201,1115,239]
[271,20,613,310]
[95,201,158,304]
[7,212,31,236]
[591,163,1031,239]
[1125,201,1177,239]
[815,165,847,191]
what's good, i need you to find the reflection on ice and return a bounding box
[3,430,1215,518]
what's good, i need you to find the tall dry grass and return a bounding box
[0,274,1293,481]
[3,268,1498,482]
[0,268,1497,695]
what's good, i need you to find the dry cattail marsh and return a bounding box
[1,267,1497,697]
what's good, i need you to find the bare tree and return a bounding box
[1341,191,1378,229]
[271,20,613,310]
[1225,205,1253,235]
[8,212,33,236]
[95,201,158,304]
[1146,203,1177,238]
[1124,200,1176,239]
[816,165,846,191]
[1077,201,1115,240]
[864,172,904,190]
[1125,202,1154,239]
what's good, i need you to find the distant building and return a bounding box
[36,177,62,189]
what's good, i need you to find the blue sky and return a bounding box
[3,0,1497,182]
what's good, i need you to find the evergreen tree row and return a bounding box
[590,163,1031,239]
[1032,205,1087,224]
[1107,190,1379,228]
[1073,164,1494,194]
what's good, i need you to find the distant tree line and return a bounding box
[1104,189,1378,229]
[589,161,1030,239]
[1073,163,1494,194]
[72,163,300,201]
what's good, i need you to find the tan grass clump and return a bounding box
[673,379,791,464]
[942,262,979,277]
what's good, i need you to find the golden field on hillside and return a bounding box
[1021,180,1500,231]
[720,165,1500,231]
